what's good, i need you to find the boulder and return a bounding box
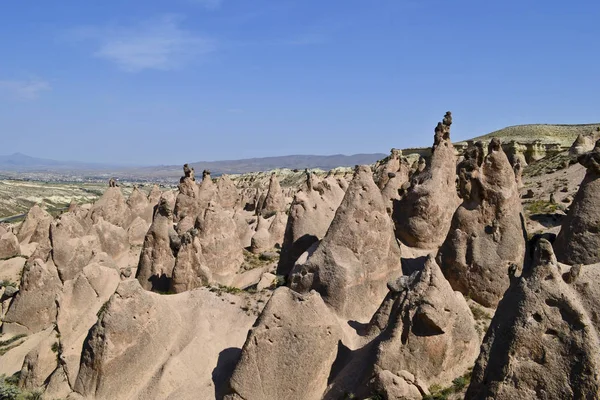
[437,139,526,307]
[466,239,600,399]
[554,139,600,265]
[290,165,403,322]
[226,287,342,400]
[393,112,460,249]
[277,172,346,276]
[0,232,20,259]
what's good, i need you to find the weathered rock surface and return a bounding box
[290,165,402,321]
[250,212,287,254]
[466,239,600,399]
[92,217,129,260]
[2,259,62,335]
[437,139,526,307]
[215,174,239,209]
[74,280,255,400]
[0,231,20,259]
[170,230,211,293]
[226,287,342,400]
[127,216,150,246]
[260,173,286,217]
[277,172,346,276]
[393,112,460,249]
[554,139,600,265]
[369,255,479,394]
[89,186,132,228]
[127,186,153,222]
[17,204,53,247]
[135,199,179,292]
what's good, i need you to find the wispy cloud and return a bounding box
[71,15,215,72]
[0,79,51,100]
[187,0,223,9]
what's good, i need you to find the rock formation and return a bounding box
[437,138,526,307]
[393,112,460,249]
[466,239,600,399]
[89,182,132,228]
[570,133,595,156]
[169,230,211,293]
[260,173,286,217]
[74,280,256,400]
[290,165,402,321]
[554,139,600,265]
[0,231,20,259]
[215,174,239,209]
[226,287,342,400]
[17,204,52,248]
[135,198,179,291]
[277,172,346,276]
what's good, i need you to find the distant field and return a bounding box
[0,180,149,219]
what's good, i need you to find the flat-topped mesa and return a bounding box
[437,138,525,307]
[276,171,346,276]
[289,164,402,322]
[554,139,600,264]
[260,172,286,217]
[393,112,460,249]
[466,239,600,399]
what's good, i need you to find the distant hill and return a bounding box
[0,153,116,171]
[457,123,600,147]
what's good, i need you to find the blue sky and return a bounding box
[1,0,599,165]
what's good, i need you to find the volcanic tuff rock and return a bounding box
[135,198,179,291]
[215,174,239,209]
[554,139,600,265]
[170,230,211,293]
[127,185,153,222]
[17,204,52,247]
[74,280,255,400]
[249,212,287,254]
[260,172,286,217]
[2,259,62,335]
[393,112,461,249]
[194,201,243,284]
[89,185,132,228]
[277,172,347,276]
[569,133,596,156]
[437,138,526,307]
[368,255,479,395]
[226,287,342,400]
[290,165,402,322]
[0,231,20,259]
[466,239,600,399]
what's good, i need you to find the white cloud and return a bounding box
[0,79,51,100]
[73,15,215,72]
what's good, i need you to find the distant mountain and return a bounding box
[0,152,387,181]
[0,153,117,171]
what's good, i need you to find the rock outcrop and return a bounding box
[260,173,286,217]
[290,165,402,321]
[17,204,52,247]
[554,139,600,265]
[466,239,600,399]
[393,112,460,249]
[74,280,255,400]
[2,259,62,335]
[215,174,239,209]
[226,287,342,400]
[437,138,526,307]
[135,199,179,291]
[0,231,20,259]
[277,172,346,276]
[89,183,132,228]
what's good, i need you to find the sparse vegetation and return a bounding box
[0,373,44,400]
[423,370,472,400]
[208,285,242,295]
[0,334,27,348]
[525,200,560,215]
[469,303,491,321]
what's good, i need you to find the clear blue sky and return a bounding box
[1,0,599,165]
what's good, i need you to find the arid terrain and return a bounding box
[1,115,600,400]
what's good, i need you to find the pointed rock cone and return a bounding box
[290,165,402,322]
[554,139,600,265]
[17,204,52,247]
[569,133,595,156]
[260,172,286,217]
[367,255,479,397]
[89,182,132,228]
[437,139,526,307]
[393,112,460,249]
[126,186,150,219]
[277,172,346,276]
[215,174,239,209]
[226,287,343,400]
[147,184,162,205]
[135,198,179,291]
[466,239,600,399]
